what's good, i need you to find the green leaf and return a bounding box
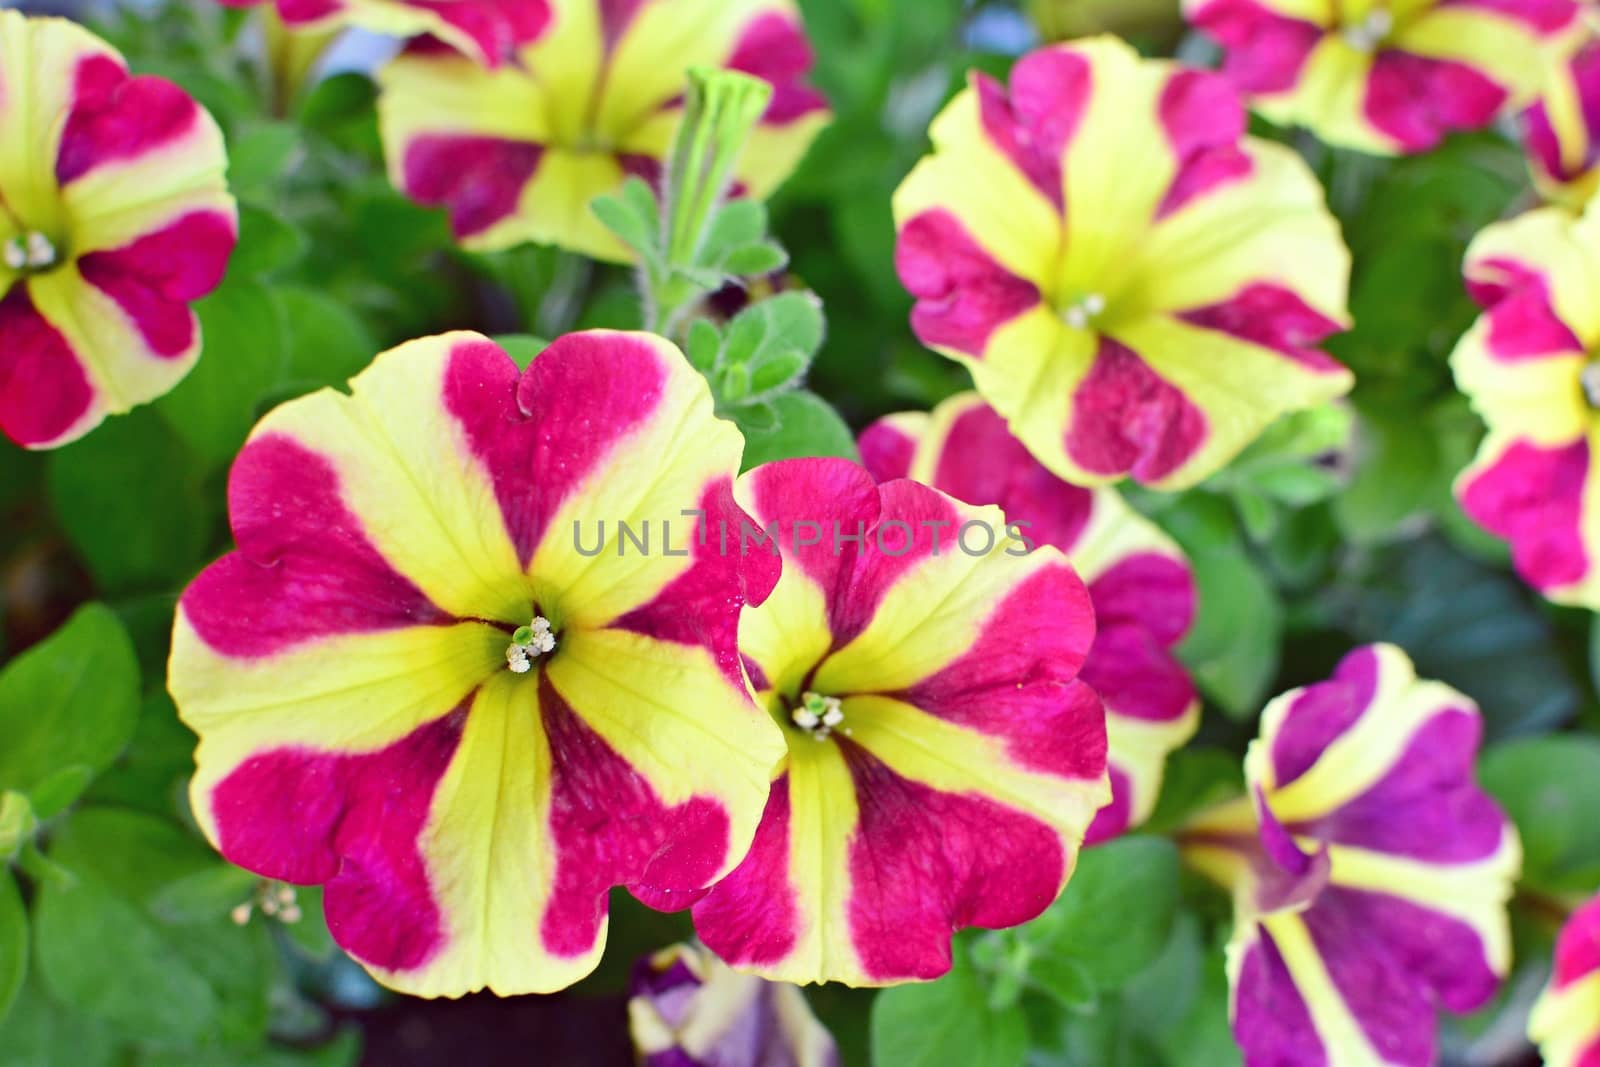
[751,290,825,359]
[149,865,259,925]
[46,409,213,591]
[737,391,858,469]
[226,121,301,201]
[591,189,658,260]
[0,793,36,861]
[277,287,377,390]
[1163,498,1283,719]
[491,334,550,372]
[0,973,118,1067]
[1023,836,1179,989]
[33,808,272,1045]
[1143,747,1245,834]
[1340,537,1581,738]
[1481,736,1600,893]
[156,280,288,466]
[0,869,24,1028]
[686,317,722,373]
[229,205,308,279]
[720,241,788,277]
[719,362,751,404]
[871,944,1027,1067]
[0,604,139,807]
[280,885,339,961]
[1333,406,1441,545]
[747,349,809,399]
[699,199,766,266]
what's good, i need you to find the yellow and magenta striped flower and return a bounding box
[689,458,1109,986]
[1183,645,1520,1067]
[859,393,1198,845]
[892,36,1352,491]
[0,11,235,449]
[376,0,828,262]
[1530,895,1600,1067]
[168,329,787,997]
[218,0,551,67]
[1450,198,1600,609]
[1185,0,1580,155]
[1522,17,1600,209]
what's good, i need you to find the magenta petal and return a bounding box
[210,707,467,971]
[401,135,544,241]
[180,434,452,659]
[540,674,730,950]
[56,55,201,185]
[896,209,1040,358]
[1364,52,1508,154]
[0,287,94,448]
[1065,338,1208,484]
[1189,0,1322,95]
[1459,437,1591,593]
[843,744,1066,982]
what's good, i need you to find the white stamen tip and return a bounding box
[2,241,25,271]
[792,691,844,740]
[506,615,556,672]
[230,903,253,926]
[1343,9,1393,52]
[25,232,55,268]
[1061,292,1105,331]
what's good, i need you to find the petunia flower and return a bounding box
[216,0,552,68]
[1522,19,1600,209]
[0,11,236,450]
[1181,644,1520,1067]
[1530,894,1600,1067]
[167,329,787,997]
[859,392,1198,846]
[689,457,1109,986]
[628,942,840,1067]
[892,36,1352,491]
[375,0,829,262]
[1184,0,1580,156]
[1450,199,1600,609]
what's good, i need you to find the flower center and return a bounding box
[505,615,556,673]
[790,690,845,741]
[1582,363,1600,409]
[2,231,60,275]
[1341,7,1394,53]
[1059,291,1106,332]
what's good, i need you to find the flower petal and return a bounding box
[1531,896,1600,1067]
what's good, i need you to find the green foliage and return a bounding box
[0,605,139,811]
[871,942,1028,1067]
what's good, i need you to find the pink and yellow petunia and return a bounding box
[892,36,1352,491]
[1530,894,1600,1067]
[0,12,236,450]
[1449,198,1600,609]
[688,457,1109,986]
[1522,17,1600,209]
[1182,645,1520,1067]
[218,0,552,68]
[375,0,828,262]
[859,393,1198,846]
[167,329,787,997]
[1185,0,1580,155]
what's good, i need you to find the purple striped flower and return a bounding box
[1182,644,1520,1067]
[628,943,840,1067]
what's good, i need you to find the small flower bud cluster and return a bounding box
[231,881,302,926]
